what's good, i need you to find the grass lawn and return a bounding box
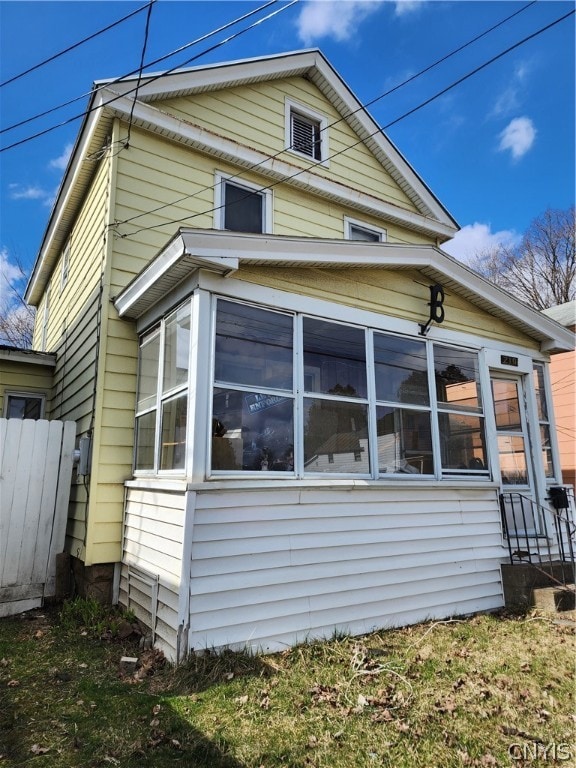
[0,600,574,767]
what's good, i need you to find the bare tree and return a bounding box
[471,207,575,310]
[0,254,35,348]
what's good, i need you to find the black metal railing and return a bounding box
[500,487,575,588]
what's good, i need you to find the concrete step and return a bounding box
[531,585,576,613]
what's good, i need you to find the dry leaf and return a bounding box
[30,745,50,755]
[152,704,161,715]
[7,680,20,687]
[234,695,249,705]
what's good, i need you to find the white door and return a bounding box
[490,374,541,536]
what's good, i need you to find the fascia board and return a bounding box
[107,96,456,241]
[101,49,321,101]
[0,349,57,367]
[25,89,111,305]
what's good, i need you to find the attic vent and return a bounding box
[291,111,322,160]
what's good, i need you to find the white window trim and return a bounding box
[345,216,387,242]
[285,98,329,166]
[4,390,46,419]
[214,172,273,234]
[40,286,50,352]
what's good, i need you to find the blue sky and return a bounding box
[0,0,574,296]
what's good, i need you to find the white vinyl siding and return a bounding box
[119,484,188,661]
[186,484,504,653]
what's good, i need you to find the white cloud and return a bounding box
[498,116,536,160]
[8,183,47,201]
[489,60,531,119]
[49,142,73,171]
[442,222,519,263]
[296,0,381,44]
[0,246,25,288]
[394,0,424,16]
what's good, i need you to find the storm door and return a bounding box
[491,374,541,535]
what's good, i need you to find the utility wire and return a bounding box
[0,2,152,89]
[118,7,575,240]
[118,0,538,228]
[0,0,281,137]
[0,0,297,153]
[125,0,156,148]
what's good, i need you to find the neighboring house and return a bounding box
[542,302,576,489]
[0,345,55,419]
[21,50,573,660]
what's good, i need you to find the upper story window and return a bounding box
[345,217,387,243]
[215,173,271,234]
[285,99,328,164]
[4,392,45,419]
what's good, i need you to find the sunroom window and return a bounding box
[434,345,487,474]
[303,318,369,474]
[134,301,191,473]
[212,300,294,472]
[533,363,555,479]
[374,334,433,475]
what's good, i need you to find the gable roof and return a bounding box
[25,49,458,306]
[113,228,574,355]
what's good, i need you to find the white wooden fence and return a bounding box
[0,418,76,617]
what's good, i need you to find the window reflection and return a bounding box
[374,334,429,405]
[304,399,369,474]
[434,347,482,412]
[438,413,487,472]
[376,407,433,474]
[212,388,294,471]
[497,435,528,485]
[303,318,367,398]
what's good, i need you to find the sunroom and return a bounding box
[113,229,573,661]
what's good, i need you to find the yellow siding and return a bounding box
[0,361,54,416]
[235,265,539,349]
[160,77,418,213]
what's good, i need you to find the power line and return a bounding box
[117,0,538,229]
[125,0,156,149]
[0,2,152,89]
[118,7,575,240]
[0,0,282,138]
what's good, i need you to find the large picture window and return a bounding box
[134,301,191,473]
[209,299,488,480]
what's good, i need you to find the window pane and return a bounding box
[497,435,528,485]
[215,301,293,390]
[304,399,369,473]
[160,395,187,470]
[374,334,429,405]
[212,388,294,472]
[163,304,190,394]
[491,379,522,431]
[303,318,367,398]
[533,365,549,421]
[540,424,554,478]
[135,411,156,470]
[376,406,433,474]
[224,182,263,233]
[438,413,487,472]
[434,346,482,412]
[6,395,43,419]
[137,332,160,412]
